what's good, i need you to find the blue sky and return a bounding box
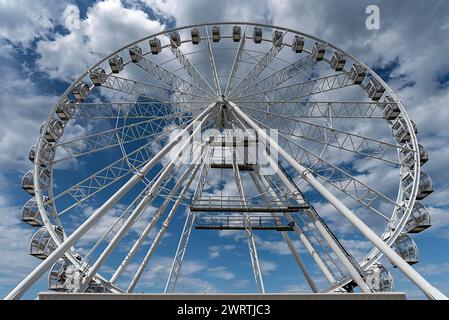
[1,0,449,299]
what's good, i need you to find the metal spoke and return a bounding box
[52,132,171,216]
[129,46,216,100]
[224,26,247,95]
[234,71,355,102]
[230,32,286,96]
[91,71,208,103]
[204,26,222,96]
[49,112,193,163]
[74,102,205,120]
[253,118,399,219]
[167,34,218,97]
[241,104,405,164]
[230,45,320,99]
[238,100,386,119]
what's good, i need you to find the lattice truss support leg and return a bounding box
[228,99,448,300]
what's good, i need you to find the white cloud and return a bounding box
[0,0,66,47]
[0,192,40,295]
[417,262,449,277]
[1,0,449,298]
[208,244,236,258]
[0,61,58,171]
[207,266,235,280]
[36,0,165,81]
[259,259,278,275]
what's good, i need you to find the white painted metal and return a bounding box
[127,157,203,292]
[229,101,447,300]
[250,171,318,292]
[5,104,214,300]
[8,22,443,300]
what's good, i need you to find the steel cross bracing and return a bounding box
[227,108,340,287]
[229,45,322,99]
[252,119,401,219]
[167,35,218,98]
[74,102,207,120]
[224,27,247,96]
[249,171,319,292]
[230,104,371,292]
[204,26,222,96]
[47,112,193,163]
[52,131,174,216]
[126,159,203,292]
[73,107,214,291]
[234,101,386,119]
[241,104,404,164]
[80,104,215,291]
[90,71,210,105]
[8,23,448,301]
[129,47,216,100]
[229,100,447,299]
[233,71,355,103]
[230,33,286,96]
[228,127,265,293]
[165,147,212,293]
[275,163,368,286]
[4,103,216,300]
[229,108,368,290]
[80,166,171,268]
[76,168,169,280]
[76,155,186,291]
[110,145,210,285]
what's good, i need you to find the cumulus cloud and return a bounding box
[1,0,449,299]
[36,0,165,81]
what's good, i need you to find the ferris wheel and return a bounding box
[6,22,447,300]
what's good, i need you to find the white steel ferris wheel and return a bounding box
[7,22,448,300]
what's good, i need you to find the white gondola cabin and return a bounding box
[21,197,48,227]
[405,202,431,233]
[348,63,366,84]
[330,51,346,71]
[399,143,429,169]
[170,32,181,47]
[380,96,400,120]
[212,26,220,42]
[392,233,419,265]
[22,168,51,196]
[365,263,394,292]
[28,145,36,163]
[109,55,124,73]
[150,37,162,54]
[128,45,142,63]
[29,225,64,259]
[312,42,326,61]
[365,78,385,101]
[89,67,107,86]
[48,258,72,291]
[191,28,201,44]
[41,118,64,143]
[253,27,262,43]
[272,30,283,47]
[72,82,89,101]
[232,25,241,42]
[29,143,55,167]
[292,35,304,53]
[392,118,417,143]
[56,99,76,120]
[402,171,434,200]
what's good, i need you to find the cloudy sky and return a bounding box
[1,0,449,299]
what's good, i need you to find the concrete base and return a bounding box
[38,292,407,300]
